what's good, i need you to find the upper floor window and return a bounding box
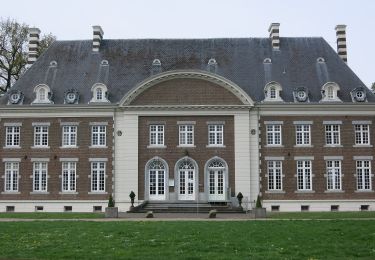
[297,160,312,191]
[321,82,341,102]
[326,160,342,190]
[208,124,224,146]
[32,84,53,104]
[179,125,194,146]
[295,125,311,146]
[150,125,164,146]
[266,124,282,145]
[5,126,20,147]
[325,125,340,145]
[4,162,19,192]
[62,162,76,192]
[268,161,282,191]
[91,162,106,192]
[90,83,109,103]
[62,126,77,147]
[33,162,48,192]
[356,160,372,191]
[91,125,106,147]
[264,82,283,102]
[354,124,370,145]
[34,125,49,147]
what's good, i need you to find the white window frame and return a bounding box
[91,162,106,192]
[4,162,19,192]
[62,126,77,147]
[354,124,370,145]
[62,162,77,192]
[32,84,53,104]
[267,161,282,191]
[297,160,312,191]
[33,162,48,192]
[208,124,224,146]
[34,125,49,147]
[90,83,109,103]
[91,125,106,147]
[5,126,20,147]
[356,160,372,191]
[149,125,165,146]
[325,125,340,145]
[266,124,282,146]
[179,125,194,146]
[295,125,311,146]
[326,160,342,191]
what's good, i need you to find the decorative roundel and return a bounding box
[8,90,23,104]
[354,90,366,102]
[64,89,79,104]
[295,89,308,102]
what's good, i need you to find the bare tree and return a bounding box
[371,82,375,93]
[0,18,56,93]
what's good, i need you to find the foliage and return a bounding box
[0,220,374,259]
[236,192,243,206]
[0,17,56,93]
[255,195,262,208]
[108,194,115,207]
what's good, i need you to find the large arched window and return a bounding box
[175,157,198,201]
[146,158,167,200]
[205,157,228,201]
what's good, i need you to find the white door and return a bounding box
[208,169,225,201]
[178,169,195,200]
[149,169,165,200]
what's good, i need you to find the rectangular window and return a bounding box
[34,126,49,147]
[296,125,311,145]
[268,161,282,190]
[266,125,281,145]
[179,125,194,146]
[208,124,224,146]
[91,126,106,146]
[325,125,340,145]
[4,162,19,192]
[62,126,77,147]
[33,162,48,192]
[356,160,372,190]
[327,160,341,190]
[354,125,370,145]
[62,162,76,192]
[91,162,106,192]
[6,126,20,147]
[297,160,312,190]
[150,125,164,146]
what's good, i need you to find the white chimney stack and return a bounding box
[92,26,104,52]
[28,27,41,65]
[335,25,347,63]
[268,23,280,50]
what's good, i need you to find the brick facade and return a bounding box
[0,117,113,200]
[260,116,375,200]
[138,116,235,200]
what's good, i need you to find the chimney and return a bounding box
[92,25,104,52]
[335,25,347,63]
[27,28,41,65]
[268,23,280,50]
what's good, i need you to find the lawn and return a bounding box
[0,212,105,219]
[0,220,374,259]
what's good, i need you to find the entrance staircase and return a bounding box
[128,201,244,213]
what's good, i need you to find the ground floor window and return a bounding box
[62,162,76,192]
[356,160,372,190]
[297,160,312,191]
[5,162,19,192]
[91,162,105,192]
[33,162,48,192]
[327,160,341,190]
[267,161,282,190]
[147,158,167,200]
[207,158,227,201]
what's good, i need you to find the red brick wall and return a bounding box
[0,117,113,200]
[260,116,375,200]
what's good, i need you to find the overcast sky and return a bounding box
[2,0,374,87]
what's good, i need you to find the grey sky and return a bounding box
[2,0,374,86]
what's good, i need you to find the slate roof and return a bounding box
[1,37,373,105]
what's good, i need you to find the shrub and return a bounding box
[256,195,262,208]
[208,209,217,218]
[108,194,115,208]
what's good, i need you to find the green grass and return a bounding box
[0,212,104,219]
[0,220,374,259]
[268,211,375,219]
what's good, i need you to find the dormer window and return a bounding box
[32,84,53,104]
[264,81,283,102]
[90,83,109,103]
[321,82,341,102]
[351,87,367,102]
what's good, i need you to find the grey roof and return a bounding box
[1,37,373,105]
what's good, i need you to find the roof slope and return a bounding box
[1,37,372,105]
